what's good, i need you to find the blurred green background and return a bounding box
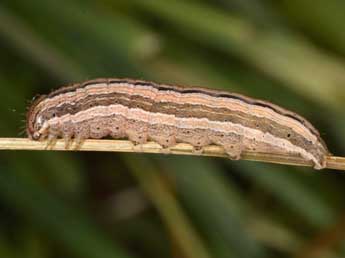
[1,1,345,258]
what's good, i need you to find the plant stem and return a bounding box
[0,138,344,171]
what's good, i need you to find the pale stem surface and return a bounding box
[0,138,344,171]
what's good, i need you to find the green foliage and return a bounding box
[0,1,345,257]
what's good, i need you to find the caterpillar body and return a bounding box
[26,78,330,169]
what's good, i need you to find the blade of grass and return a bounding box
[233,162,337,228]
[0,6,84,81]
[0,164,133,258]
[3,0,158,77]
[279,0,345,56]
[164,156,266,258]
[128,0,345,111]
[123,155,212,258]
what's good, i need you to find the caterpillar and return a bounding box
[26,78,330,169]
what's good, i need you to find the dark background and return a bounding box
[1,1,345,258]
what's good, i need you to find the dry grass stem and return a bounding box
[0,138,344,170]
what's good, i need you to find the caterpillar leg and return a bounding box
[192,146,204,155]
[175,128,210,155]
[126,120,148,145]
[158,139,176,155]
[72,122,90,150]
[73,135,86,150]
[311,157,326,170]
[64,134,73,149]
[61,120,74,149]
[150,138,175,155]
[148,124,176,154]
[223,144,243,160]
[44,122,60,149]
[45,134,58,150]
[209,132,244,160]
